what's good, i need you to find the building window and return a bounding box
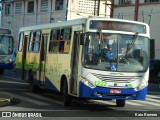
[27,1,34,13]
[5,4,11,15]
[144,0,159,3]
[119,0,131,5]
[55,0,63,10]
[41,0,48,12]
[15,2,22,14]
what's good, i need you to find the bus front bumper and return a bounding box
[0,61,15,69]
[79,81,147,100]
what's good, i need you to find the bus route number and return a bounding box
[94,81,107,87]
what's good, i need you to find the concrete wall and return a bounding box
[1,0,67,47]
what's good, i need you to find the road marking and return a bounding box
[147,94,160,99]
[126,101,144,106]
[94,100,144,106]
[0,80,29,85]
[146,97,160,103]
[1,75,21,81]
[1,92,51,106]
[0,89,30,92]
[22,92,63,105]
[1,92,160,107]
[92,100,115,105]
[133,100,159,106]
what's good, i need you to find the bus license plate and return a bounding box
[110,89,121,94]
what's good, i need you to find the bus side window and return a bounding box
[59,28,71,53]
[28,32,34,52]
[49,29,60,53]
[33,31,41,52]
[18,32,24,52]
[28,31,41,52]
[59,29,64,52]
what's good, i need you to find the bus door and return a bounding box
[22,35,29,80]
[70,31,81,94]
[39,34,48,85]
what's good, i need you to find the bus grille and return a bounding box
[92,73,142,83]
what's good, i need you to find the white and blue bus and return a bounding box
[0,27,15,75]
[16,17,150,107]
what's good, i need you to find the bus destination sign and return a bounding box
[90,20,146,33]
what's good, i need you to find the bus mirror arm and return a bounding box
[80,33,85,45]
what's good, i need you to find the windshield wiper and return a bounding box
[120,33,139,63]
[126,32,138,56]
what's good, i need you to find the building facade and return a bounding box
[113,0,160,59]
[1,0,111,47]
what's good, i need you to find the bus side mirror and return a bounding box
[80,33,85,45]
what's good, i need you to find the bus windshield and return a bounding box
[0,35,13,55]
[82,32,149,72]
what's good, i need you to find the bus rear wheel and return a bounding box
[116,100,126,107]
[158,80,160,89]
[62,80,72,106]
[29,72,39,92]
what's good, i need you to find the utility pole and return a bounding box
[103,0,114,18]
[110,0,114,18]
[97,0,100,16]
[94,0,97,16]
[134,0,139,21]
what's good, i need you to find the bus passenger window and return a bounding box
[28,32,34,52]
[28,31,41,52]
[59,28,71,53]
[33,31,41,52]
[18,32,24,52]
[59,29,64,52]
[49,29,60,53]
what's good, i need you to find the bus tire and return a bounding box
[116,100,126,107]
[29,72,39,92]
[62,80,72,106]
[0,69,4,75]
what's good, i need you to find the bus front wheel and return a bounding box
[62,80,72,106]
[0,69,4,75]
[116,100,126,107]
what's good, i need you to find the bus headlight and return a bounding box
[6,58,13,63]
[80,76,95,88]
[135,80,148,91]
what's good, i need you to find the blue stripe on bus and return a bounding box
[79,81,147,100]
[0,61,15,69]
[45,77,59,92]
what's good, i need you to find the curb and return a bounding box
[0,98,11,107]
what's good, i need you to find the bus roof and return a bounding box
[87,16,148,26]
[19,17,149,32]
[19,18,87,32]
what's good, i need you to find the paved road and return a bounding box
[0,70,160,119]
